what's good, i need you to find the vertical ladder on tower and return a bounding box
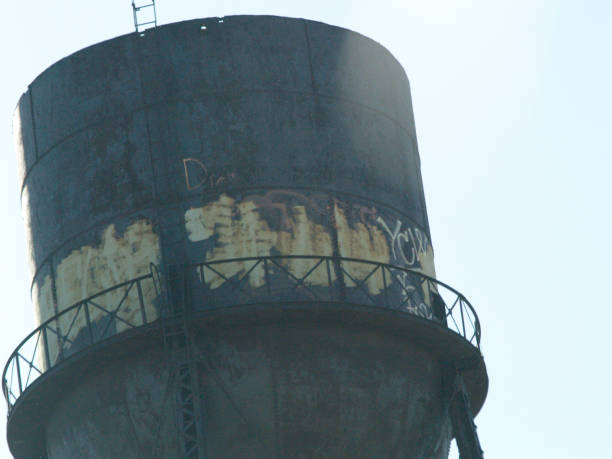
[132,0,157,33]
[160,265,207,458]
[446,368,484,459]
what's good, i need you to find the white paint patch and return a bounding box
[53,220,160,309]
[186,194,334,289]
[334,205,390,294]
[35,220,161,365]
[185,195,403,296]
[184,194,439,318]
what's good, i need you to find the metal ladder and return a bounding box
[160,265,207,458]
[131,0,157,33]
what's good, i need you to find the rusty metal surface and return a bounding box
[15,16,430,334]
[9,15,488,458]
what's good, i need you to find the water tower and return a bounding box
[4,16,487,458]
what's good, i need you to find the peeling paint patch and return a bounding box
[417,245,436,279]
[53,220,160,308]
[186,194,334,289]
[35,219,161,360]
[334,205,390,294]
[185,192,437,314]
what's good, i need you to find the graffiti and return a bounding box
[389,271,433,319]
[376,216,434,319]
[183,158,237,191]
[376,217,429,268]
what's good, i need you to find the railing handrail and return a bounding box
[196,255,475,308]
[191,255,481,341]
[3,255,481,413]
[3,273,154,368]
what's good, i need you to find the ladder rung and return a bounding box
[133,0,157,33]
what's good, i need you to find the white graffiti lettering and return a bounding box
[183,158,237,191]
[376,217,429,267]
[390,271,433,319]
[377,216,433,320]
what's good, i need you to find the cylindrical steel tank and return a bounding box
[7,15,487,458]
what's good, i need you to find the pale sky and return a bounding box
[1,1,611,458]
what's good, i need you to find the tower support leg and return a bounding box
[445,366,484,459]
[162,266,207,458]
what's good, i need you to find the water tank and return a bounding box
[5,16,487,458]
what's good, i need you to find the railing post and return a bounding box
[15,356,23,395]
[137,279,147,324]
[459,298,466,339]
[381,264,388,308]
[325,258,333,301]
[83,301,94,345]
[264,258,271,296]
[3,379,9,412]
[333,257,346,302]
[42,326,52,369]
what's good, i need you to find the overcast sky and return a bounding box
[1,1,611,458]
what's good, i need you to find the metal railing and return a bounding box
[192,255,479,344]
[2,274,158,414]
[3,256,480,414]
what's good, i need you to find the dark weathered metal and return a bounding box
[9,16,487,458]
[446,369,484,459]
